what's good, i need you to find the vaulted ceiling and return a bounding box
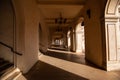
[36,0,86,28]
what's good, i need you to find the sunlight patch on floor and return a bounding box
[39,54,120,80]
[47,48,84,55]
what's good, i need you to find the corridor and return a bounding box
[24,49,120,80]
[1,0,120,80]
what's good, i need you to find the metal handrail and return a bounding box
[0,41,22,56]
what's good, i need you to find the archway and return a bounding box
[67,30,71,51]
[75,21,85,53]
[105,0,120,71]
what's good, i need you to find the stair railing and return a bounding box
[0,41,22,56]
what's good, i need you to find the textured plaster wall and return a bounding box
[13,0,40,73]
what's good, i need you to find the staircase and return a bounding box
[0,67,22,80]
[0,58,23,80]
[0,58,13,77]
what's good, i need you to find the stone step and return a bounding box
[0,68,21,80]
[0,66,13,77]
[6,71,21,80]
[0,58,13,77]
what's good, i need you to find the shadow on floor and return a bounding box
[44,50,85,64]
[24,61,89,80]
[43,50,104,70]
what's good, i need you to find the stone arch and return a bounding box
[11,0,40,73]
[12,0,25,55]
[105,0,119,16]
[67,30,71,50]
[105,0,120,71]
[75,17,85,53]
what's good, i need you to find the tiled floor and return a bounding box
[24,49,120,80]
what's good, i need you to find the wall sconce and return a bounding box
[86,9,91,19]
[81,21,84,26]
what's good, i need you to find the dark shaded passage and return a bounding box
[24,61,89,80]
[44,50,85,64]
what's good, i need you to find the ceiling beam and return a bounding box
[48,25,69,28]
[45,18,74,20]
[46,22,71,24]
[36,0,85,5]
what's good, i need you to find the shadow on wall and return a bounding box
[24,61,89,80]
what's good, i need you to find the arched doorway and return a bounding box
[105,0,120,71]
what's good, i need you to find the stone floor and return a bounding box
[24,49,120,80]
[25,61,88,80]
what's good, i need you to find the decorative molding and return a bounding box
[106,24,117,61]
[105,17,119,22]
[105,0,119,15]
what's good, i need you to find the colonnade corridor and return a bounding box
[23,49,120,80]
